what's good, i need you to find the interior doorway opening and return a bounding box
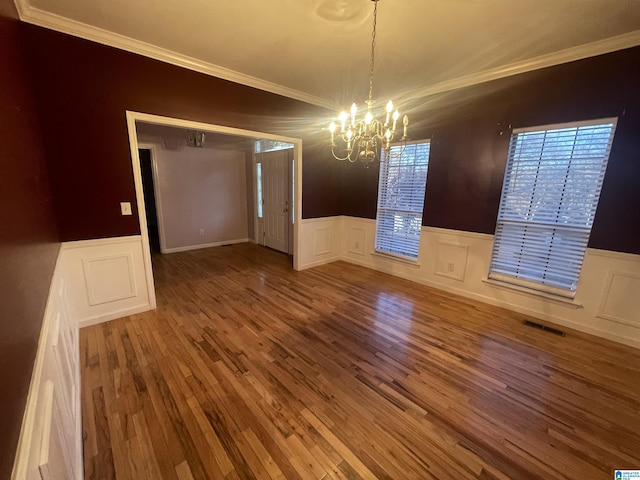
[125,111,304,302]
[254,140,295,254]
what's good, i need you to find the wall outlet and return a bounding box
[199,228,205,236]
[120,202,132,216]
[447,262,455,272]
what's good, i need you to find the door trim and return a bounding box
[256,149,293,254]
[125,111,304,283]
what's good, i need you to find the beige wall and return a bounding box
[137,126,250,252]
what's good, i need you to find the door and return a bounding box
[259,148,292,253]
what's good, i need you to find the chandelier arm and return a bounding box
[333,129,367,161]
[338,130,363,145]
[330,146,354,162]
[385,143,407,158]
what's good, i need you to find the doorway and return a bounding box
[256,147,293,254]
[138,148,161,254]
[125,111,304,305]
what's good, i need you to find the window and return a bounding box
[489,118,617,297]
[256,162,263,218]
[375,141,431,260]
[255,139,293,153]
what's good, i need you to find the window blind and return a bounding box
[489,118,617,296]
[375,141,431,260]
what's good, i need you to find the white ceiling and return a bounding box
[15,0,640,110]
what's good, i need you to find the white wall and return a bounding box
[155,145,248,252]
[137,126,250,253]
[298,216,640,349]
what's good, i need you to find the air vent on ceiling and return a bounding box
[522,320,565,337]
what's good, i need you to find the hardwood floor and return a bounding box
[81,243,640,480]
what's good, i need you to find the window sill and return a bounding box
[481,277,583,309]
[372,251,421,268]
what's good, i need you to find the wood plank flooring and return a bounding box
[81,243,640,479]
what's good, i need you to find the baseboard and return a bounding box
[78,303,153,328]
[345,255,640,349]
[298,255,343,271]
[163,238,249,253]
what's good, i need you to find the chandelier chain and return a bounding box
[327,0,408,164]
[368,0,378,103]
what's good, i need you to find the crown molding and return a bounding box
[400,29,640,101]
[15,2,335,109]
[14,0,640,106]
[13,0,26,17]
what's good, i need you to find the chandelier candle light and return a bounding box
[329,0,408,164]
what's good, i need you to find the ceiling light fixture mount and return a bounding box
[329,0,408,165]
[187,130,206,148]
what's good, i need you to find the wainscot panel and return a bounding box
[60,235,154,327]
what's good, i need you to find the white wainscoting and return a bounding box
[13,234,157,478]
[12,257,82,480]
[297,217,344,269]
[61,235,154,327]
[596,271,640,327]
[299,216,640,348]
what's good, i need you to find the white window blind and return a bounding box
[375,141,431,260]
[489,118,617,297]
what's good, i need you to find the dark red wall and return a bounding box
[341,47,640,255]
[23,26,337,241]
[0,2,61,477]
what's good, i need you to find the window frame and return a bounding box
[488,117,617,298]
[374,139,432,263]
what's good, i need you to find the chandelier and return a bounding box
[329,0,408,164]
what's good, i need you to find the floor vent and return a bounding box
[522,320,565,337]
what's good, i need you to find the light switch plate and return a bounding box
[120,202,132,216]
